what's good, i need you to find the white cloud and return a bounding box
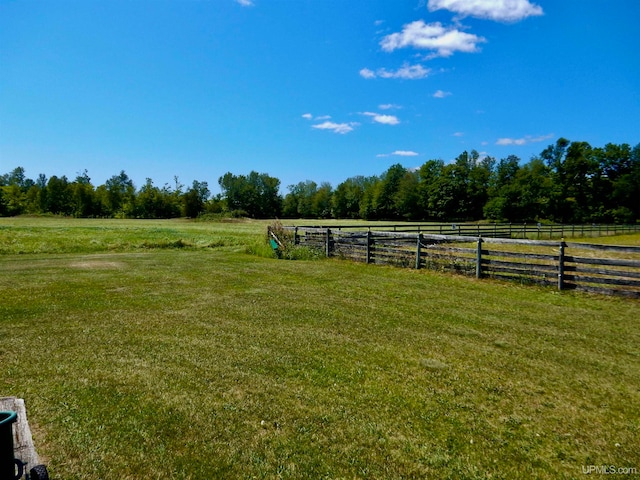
[378,150,420,157]
[452,132,464,137]
[496,137,526,146]
[359,68,377,79]
[362,112,400,125]
[380,20,486,58]
[375,114,400,125]
[496,133,554,145]
[302,113,331,121]
[433,89,452,98]
[312,121,358,134]
[360,63,431,80]
[363,112,400,125]
[382,64,431,79]
[235,0,254,6]
[379,103,402,110]
[392,150,419,156]
[428,0,543,22]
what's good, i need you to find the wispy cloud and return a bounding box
[433,89,452,98]
[312,121,358,134]
[496,133,554,145]
[428,0,543,23]
[362,112,400,125]
[375,115,400,125]
[380,20,486,58]
[359,68,376,79]
[235,0,254,6]
[379,103,402,110]
[302,113,331,121]
[377,150,420,158]
[392,150,419,156]
[360,63,431,80]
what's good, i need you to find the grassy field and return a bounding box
[1,217,639,479]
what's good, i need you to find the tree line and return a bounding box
[2,138,639,223]
[0,169,216,219]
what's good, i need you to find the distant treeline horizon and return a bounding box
[2,138,639,224]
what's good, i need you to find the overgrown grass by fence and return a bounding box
[281,226,640,298]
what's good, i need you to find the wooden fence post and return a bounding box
[558,238,565,291]
[325,228,331,257]
[366,229,372,264]
[416,233,423,270]
[294,226,299,245]
[476,236,483,279]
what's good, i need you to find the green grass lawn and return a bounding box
[574,233,640,247]
[1,217,639,479]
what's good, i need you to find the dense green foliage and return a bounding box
[289,139,640,223]
[218,171,282,218]
[2,138,639,222]
[0,169,219,219]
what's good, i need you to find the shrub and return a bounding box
[267,220,323,260]
[280,244,324,260]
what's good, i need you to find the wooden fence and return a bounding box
[290,222,640,239]
[280,226,640,298]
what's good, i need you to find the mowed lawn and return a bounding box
[1,218,639,479]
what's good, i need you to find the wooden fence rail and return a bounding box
[280,226,640,298]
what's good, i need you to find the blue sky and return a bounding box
[1,0,638,194]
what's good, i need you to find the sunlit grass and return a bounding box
[574,233,640,247]
[0,216,269,254]
[1,217,639,478]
